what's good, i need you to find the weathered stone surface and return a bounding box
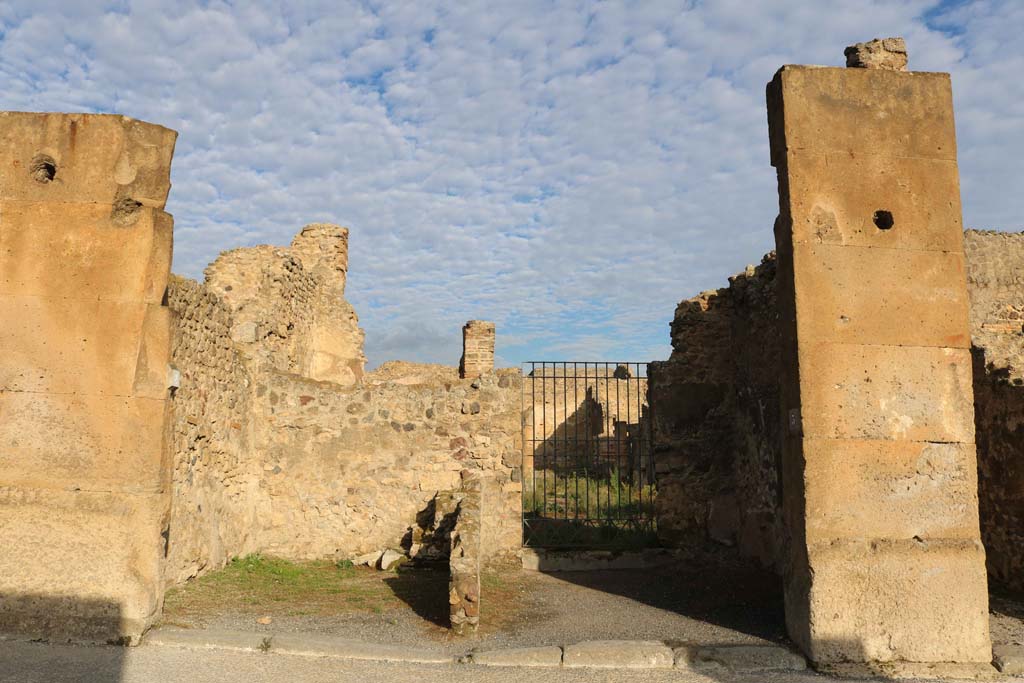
[378,549,406,571]
[0,112,175,643]
[0,112,176,207]
[797,343,975,442]
[845,37,908,71]
[691,644,806,671]
[768,56,990,664]
[993,643,1024,675]
[449,475,482,634]
[471,646,563,667]
[562,640,674,669]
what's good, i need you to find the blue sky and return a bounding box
[1,1,1021,367]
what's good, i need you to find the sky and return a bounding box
[1,1,1021,368]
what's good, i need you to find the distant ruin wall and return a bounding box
[648,254,783,567]
[965,230,1024,593]
[0,112,177,642]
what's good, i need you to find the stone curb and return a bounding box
[145,628,809,671]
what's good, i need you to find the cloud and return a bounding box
[0,0,1020,368]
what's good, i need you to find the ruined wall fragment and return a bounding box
[649,255,782,565]
[0,112,177,642]
[449,473,483,635]
[767,50,990,663]
[460,320,495,379]
[965,229,1024,593]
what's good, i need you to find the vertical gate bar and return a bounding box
[573,362,579,521]
[610,362,618,524]
[552,361,558,520]
[584,361,590,524]
[642,362,651,531]
[638,362,645,529]
[541,362,547,523]
[624,362,632,523]
[604,361,611,522]
[565,362,573,524]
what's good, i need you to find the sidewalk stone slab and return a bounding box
[471,646,563,667]
[994,644,1024,675]
[271,634,452,664]
[693,644,806,671]
[562,640,673,669]
[144,628,269,652]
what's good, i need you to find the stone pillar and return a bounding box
[449,473,482,635]
[459,320,495,378]
[0,112,177,642]
[767,42,991,665]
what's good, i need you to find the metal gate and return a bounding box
[521,362,656,549]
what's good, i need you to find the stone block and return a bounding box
[780,152,964,252]
[691,644,807,671]
[471,646,563,667]
[0,391,168,493]
[993,643,1024,675]
[794,539,991,664]
[0,298,170,398]
[802,438,980,542]
[845,37,908,71]
[792,244,970,348]
[797,342,974,442]
[562,640,674,669]
[0,201,172,304]
[0,487,168,643]
[768,66,956,164]
[0,112,176,207]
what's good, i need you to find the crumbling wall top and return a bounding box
[844,37,908,71]
[0,111,177,208]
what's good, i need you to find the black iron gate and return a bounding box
[521,362,656,549]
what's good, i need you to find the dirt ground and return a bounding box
[161,550,1024,654]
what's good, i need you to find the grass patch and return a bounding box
[163,554,414,621]
[523,469,656,521]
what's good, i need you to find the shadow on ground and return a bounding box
[382,567,450,629]
[538,545,788,643]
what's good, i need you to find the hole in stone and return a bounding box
[111,197,143,226]
[30,154,57,183]
[873,210,894,230]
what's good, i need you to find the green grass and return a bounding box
[523,469,656,521]
[162,554,401,619]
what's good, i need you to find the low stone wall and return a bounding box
[251,362,522,563]
[648,254,782,568]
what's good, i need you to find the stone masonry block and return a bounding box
[0,298,170,398]
[0,391,168,493]
[0,112,176,208]
[792,243,970,348]
[0,201,173,304]
[798,342,974,442]
[802,438,980,542]
[800,539,990,664]
[768,67,956,165]
[781,152,963,252]
[0,487,167,642]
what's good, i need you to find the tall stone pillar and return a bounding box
[767,43,991,664]
[0,112,177,642]
[460,320,495,378]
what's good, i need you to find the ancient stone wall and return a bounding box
[449,474,483,635]
[164,275,260,586]
[965,230,1024,593]
[0,112,177,642]
[648,255,782,566]
[251,362,522,563]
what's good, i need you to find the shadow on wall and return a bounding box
[0,593,126,683]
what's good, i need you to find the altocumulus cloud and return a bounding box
[1,1,1020,367]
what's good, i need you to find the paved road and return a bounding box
[0,640,835,683]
